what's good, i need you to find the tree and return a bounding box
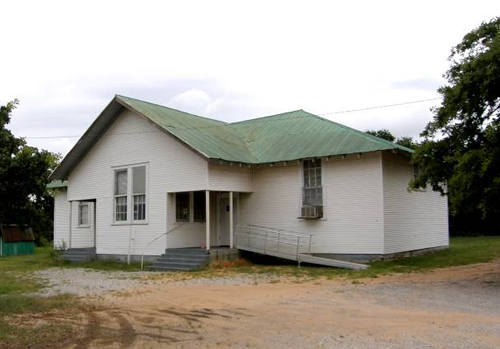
[411,17,500,235]
[366,129,395,142]
[366,129,418,149]
[395,136,418,150]
[0,100,60,244]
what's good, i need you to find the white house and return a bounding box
[48,95,448,269]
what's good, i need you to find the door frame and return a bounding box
[216,193,230,246]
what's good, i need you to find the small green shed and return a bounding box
[0,225,35,256]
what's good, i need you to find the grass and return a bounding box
[0,236,498,347]
[0,248,78,348]
[0,236,498,346]
[0,247,143,348]
[195,236,500,280]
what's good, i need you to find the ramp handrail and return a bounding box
[140,223,185,271]
[235,225,312,266]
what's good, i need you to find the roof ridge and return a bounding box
[115,94,227,125]
[229,109,304,125]
[300,110,414,153]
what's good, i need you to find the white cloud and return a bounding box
[1,0,499,155]
[169,89,212,115]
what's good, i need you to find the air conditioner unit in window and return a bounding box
[299,205,323,219]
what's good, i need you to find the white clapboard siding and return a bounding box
[69,201,95,248]
[53,189,70,249]
[165,192,205,249]
[65,109,210,256]
[208,162,253,192]
[239,152,385,254]
[382,152,449,254]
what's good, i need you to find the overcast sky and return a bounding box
[1,1,498,156]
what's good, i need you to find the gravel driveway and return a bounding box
[33,261,500,349]
[34,267,279,297]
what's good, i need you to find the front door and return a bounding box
[217,194,230,246]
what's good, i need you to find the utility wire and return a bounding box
[22,96,440,139]
[320,97,440,115]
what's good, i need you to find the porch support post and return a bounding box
[69,200,72,249]
[205,190,210,250]
[229,191,234,248]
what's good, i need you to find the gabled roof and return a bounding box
[50,95,412,180]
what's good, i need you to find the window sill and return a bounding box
[111,221,149,226]
[77,224,90,228]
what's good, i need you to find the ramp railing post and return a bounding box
[308,234,312,253]
[277,232,280,252]
[296,236,301,267]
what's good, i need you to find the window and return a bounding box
[193,191,206,222]
[176,192,190,222]
[114,169,128,221]
[133,166,146,221]
[79,203,89,226]
[113,165,148,223]
[303,159,323,206]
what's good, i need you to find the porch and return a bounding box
[166,190,241,251]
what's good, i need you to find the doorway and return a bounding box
[217,193,230,246]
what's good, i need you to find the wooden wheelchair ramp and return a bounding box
[235,225,367,270]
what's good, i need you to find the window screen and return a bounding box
[133,166,146,194]
[79,203,89,226]
[176,192,190,222]
[132,166,146,220]
[114,169,128,221]
[115,170,127,195]
[303,159,323,206]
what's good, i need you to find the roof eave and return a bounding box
[49,96,125,181]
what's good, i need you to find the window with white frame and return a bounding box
[78,203,89,226]
[114,169,128,221]
[132,166,146,221]
[303,159,323,206]
[113,165,148,223]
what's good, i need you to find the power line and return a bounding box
[21,96,441,140]
[319,97,440,115]
[23,135,81,139]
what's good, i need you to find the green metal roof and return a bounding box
[50,95,412,181]
[117,96,257,163]
[118,95,412,164]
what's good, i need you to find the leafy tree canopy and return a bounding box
[411,17,500,235]
[366,129,395,142]
[366,129,418,149]
[0,100,60,244]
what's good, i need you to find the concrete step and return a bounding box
[158,254,209,261]
[63,255,94,263]
[62,248,96,263]
[163,248,208,256]
[63,251,95,256]
[63,248,96,255]
[152,260,208,269]
[149,265,195,271]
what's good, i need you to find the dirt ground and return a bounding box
[27,261,500,348]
